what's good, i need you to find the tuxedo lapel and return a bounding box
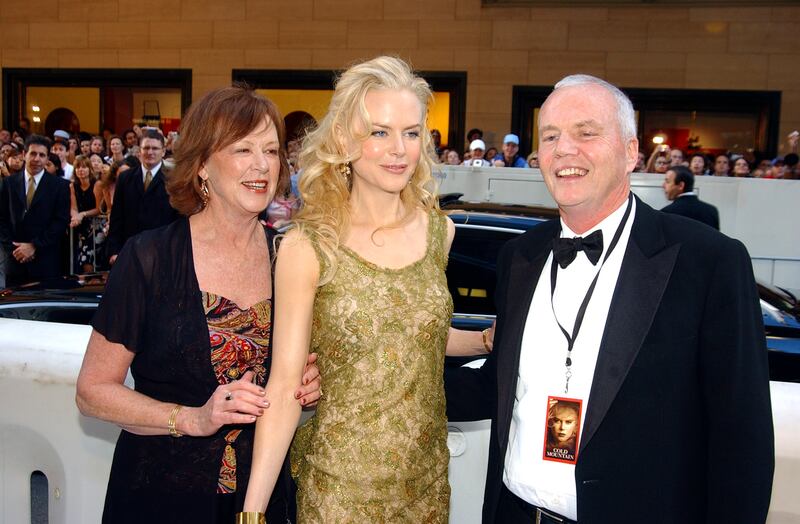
[497,222,558,450]
[580,199,680,453]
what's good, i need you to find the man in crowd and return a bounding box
[79,135,92,157]
[669,147,685,167]
[661,165,719,230]
[51,131,74,181]
[107,129,178,264]
[492,134,527,168]
[713,154,731,176]
[0,135,70,286]
[445,74,773,523]
[689,153,706,177]
[463,139,492,167]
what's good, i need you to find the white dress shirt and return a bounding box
[503,196,636,520]
[62,163,74,181]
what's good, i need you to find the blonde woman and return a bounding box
[243,56,460,522]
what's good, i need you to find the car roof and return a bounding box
[443,201,555,231]
[0,273,107,304]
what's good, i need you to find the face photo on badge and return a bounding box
[542,396,582,464]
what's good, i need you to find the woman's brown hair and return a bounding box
[72,155,95,183]
[167,84,290,216]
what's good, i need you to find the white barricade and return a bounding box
[1,318,798,523]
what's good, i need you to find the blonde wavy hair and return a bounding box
[294,55,440,284]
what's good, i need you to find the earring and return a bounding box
[200,177,210,207]
[338,162,351,185]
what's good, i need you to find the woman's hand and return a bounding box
[184,370,269,436]
[296,352,321,407]
[70,211,84,228]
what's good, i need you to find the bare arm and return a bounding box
[446,324,493,356]
[441,215,492,356]
[86,182,103,218]
[243,230,320,512]
[76,330,270,436]
[69,183,79,227]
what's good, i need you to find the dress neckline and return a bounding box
[338,210,435,274]
[201,290,271,312]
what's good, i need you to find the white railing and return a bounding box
[68,215,108,275]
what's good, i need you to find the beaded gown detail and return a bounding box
[291,211,453,523]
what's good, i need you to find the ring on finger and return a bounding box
[225,391,233,401]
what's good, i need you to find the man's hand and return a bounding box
[12,242,35,263]
[295,352,321,407]
[109,254,118,265]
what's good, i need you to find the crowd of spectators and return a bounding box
[633,131,800,180]
[0,124,173,287]
[0,121,797,288]
[434,127,800,180]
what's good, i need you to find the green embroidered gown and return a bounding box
[291,210,452,523]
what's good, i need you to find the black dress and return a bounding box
[73,180,101,269]
[92,217,292,523]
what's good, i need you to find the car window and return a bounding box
[0,304,97,325]
[448,226,519,316]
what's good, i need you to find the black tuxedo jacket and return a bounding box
[0,171,70,281]
[446,197,774,523]
[106,165,179,257]
[661,194,720,230]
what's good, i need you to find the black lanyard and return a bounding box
[549,193,633,394]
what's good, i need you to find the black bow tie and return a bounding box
[553,230,604,268]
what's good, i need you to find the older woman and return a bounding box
[244,56,459,523]
[76,86,320,524]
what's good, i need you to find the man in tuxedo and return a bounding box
[0,134,70,286]
[662,165,720,230]
[445,75,773,523]
[107,129,179,264]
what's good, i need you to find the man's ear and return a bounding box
[625,137,639,174]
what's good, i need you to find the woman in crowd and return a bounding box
[90,135,105,156]
[89,152,105,181]
[69,155,103,272]
[645,145,670,173]
[264,182,299,229]
[75,85,320,524]
[101,160,127,217]
[105,135,126,165]
[445,149,461,165]
[2,142,24,176]
[733,157,751,177]
[45,153,64,178]
[485,146,498,164]
[527,150,539,168]
[243,56,455,523]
